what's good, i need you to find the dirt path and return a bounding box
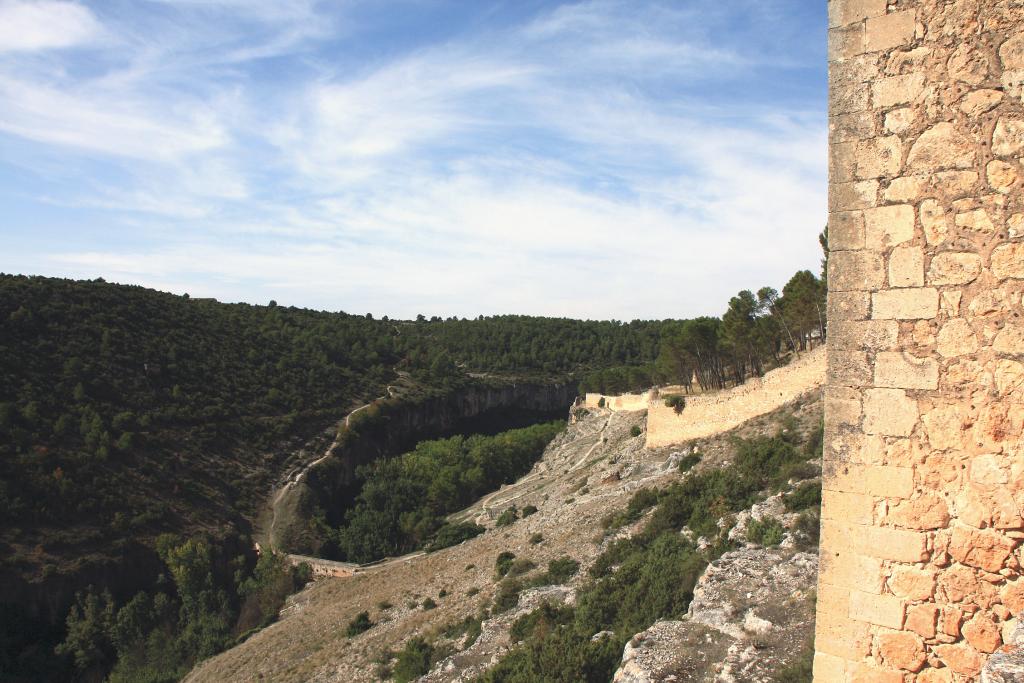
[264,386,397,550]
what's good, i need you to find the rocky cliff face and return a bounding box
[275,381,578,553]
[613,547,818,683]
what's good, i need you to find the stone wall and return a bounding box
[645,346,826,448]
[584,391,653,411]
[816,2,1024,681]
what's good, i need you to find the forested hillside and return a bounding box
[0,261,824,681]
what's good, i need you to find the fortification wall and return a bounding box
[816,2,1024,681]
[645,346,826,448]
[583,391,652,411]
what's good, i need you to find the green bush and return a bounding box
[529,533,543,545]
[492,579,523,614]
[544,557,580,584]
[746,517,785,546]
[597,397,606,408]
[393,637,433,683]
[506,558,536,578]
[509,602,573,642]
[794,510,821,550]
[425,522,485,552]
[521,505,538,517]
[494,551,517,578]
[495,507,518,527]
[345,611,373,637]
[630,425,642,437]
[421,598,436,611]
[678,453,701,472]
[784,481,821,512]
[664,395,686,413]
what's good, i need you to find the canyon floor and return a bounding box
[186,390,823,683]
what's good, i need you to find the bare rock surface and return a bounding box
[612,543,818,682]
[983,621,1024,683]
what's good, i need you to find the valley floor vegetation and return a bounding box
[52,535,310,683]
[319,421,565,563]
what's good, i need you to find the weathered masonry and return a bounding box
[815,1,1024,681]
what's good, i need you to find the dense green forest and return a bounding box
[324,421,564,562]
[30,534,310,683]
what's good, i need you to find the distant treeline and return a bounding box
[580,264,826,396]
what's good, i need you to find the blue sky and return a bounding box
[0,0,827,320]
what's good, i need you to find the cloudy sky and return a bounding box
[0,0,826,320]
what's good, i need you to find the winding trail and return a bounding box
[264,386,397,551]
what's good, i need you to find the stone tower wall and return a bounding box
[816,1,1024,681]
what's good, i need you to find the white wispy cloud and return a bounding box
[1,0,827,320]
[0,0,103,52]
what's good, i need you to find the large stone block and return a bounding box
[829,349,873,387]
[856,136,903,178]
[993,118,1024,157]
[992,243,1024,280]
[865,11,915,53]
[830,210,865,250]
[863,388,918,436]
[829,251,885,292]
[907,122,977,172]
[920,199,949,245]
[872,288,939,320]
[828,290,870,321]
[831,179,879,211]
[828,319,898,351]
[875,351,939,390]
[872,72,925,108]
[877,629,926,672]
[864,205,915,249]
[1000,31,1024,70]
[928,252,981,285]
[849,589,905,628]
[829,0,886,28]
[826,380,862,418]
[888,246,924,287]
[936,319,979,358]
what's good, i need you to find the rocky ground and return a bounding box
[185,389,823,683]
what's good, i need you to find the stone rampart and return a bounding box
[584,391,652,411]
[645,346,827,448]
[816,2,1024,680]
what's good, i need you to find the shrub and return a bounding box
[678,453,701,472]
[425,522,485,552]
[509,602,573,642]
[746,517,785,546]
[393,637,433,683]
[784,481,821,512]
[495,507,518,527]
[544,557,580,584]
[421,598,437,611]
[346,611,373,637]
[506,558,536,578]
[492,579,523,614]
[597,397,606,408]
[664,395,685,413]
[604,487,659,530]
[630,425,642,437]
[794,510,820,550]
[494,551,516,578]
[376,600,392,611]
[521,505,538,517]
[529,533,543,545]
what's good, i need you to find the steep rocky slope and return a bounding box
[186,391,823,683]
